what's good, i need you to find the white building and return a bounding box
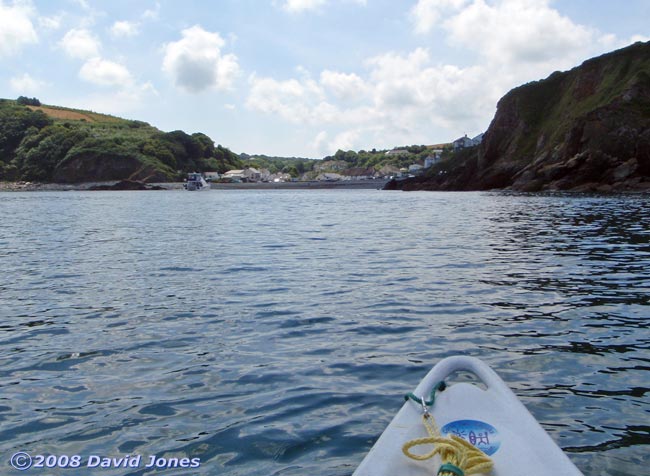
[424,149,443,168]
[243,167,261,182]
[223,169,245,180]
[223,168,262,182]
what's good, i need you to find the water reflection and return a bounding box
[0,190,648,476]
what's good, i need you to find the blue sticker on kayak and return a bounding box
[441,420,501,456]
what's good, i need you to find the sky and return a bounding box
[1,0,649,158]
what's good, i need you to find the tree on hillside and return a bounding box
[191,132,216,158]
[16,96,41,107]
[14,124,90,181]
[141,139,177,169]
[333,149,358,163]
[0,103,51,166]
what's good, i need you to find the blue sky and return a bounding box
[1,0,649,158]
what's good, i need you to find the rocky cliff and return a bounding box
[394,41,650,192]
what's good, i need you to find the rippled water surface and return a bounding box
[1,190,648,476]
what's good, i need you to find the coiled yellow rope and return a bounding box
[402,388,493,476]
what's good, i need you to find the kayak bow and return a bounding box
[353,356,583,476]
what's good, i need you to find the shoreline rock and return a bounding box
[0,180,169,192]
[88,180,165,191]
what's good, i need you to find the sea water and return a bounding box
[0,190,648,475]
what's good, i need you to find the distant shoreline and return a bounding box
[0,181,121,192]
[0,179,390,192]
[208,179,390,190]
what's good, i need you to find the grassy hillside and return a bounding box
[0,99,241,183]
[25,104,124,123]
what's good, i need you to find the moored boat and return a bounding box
[184,173,210,191]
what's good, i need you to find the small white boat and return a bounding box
[184,173,210,191]
[353,356,583,476]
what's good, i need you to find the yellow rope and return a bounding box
[402,413,493,476]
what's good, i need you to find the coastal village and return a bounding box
[213,133,484,184]
[0,94,488,190]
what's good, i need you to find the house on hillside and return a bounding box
[223,169,245,181]
[409,164,423,174]
[453,135,474,150]
[453,133,484,150]
[259,168,271,182]
[224,168,262,182]
[243,167,261,182]
[204,171,221,181]
[424,149,443,168]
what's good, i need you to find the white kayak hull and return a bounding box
[353,356,583,476]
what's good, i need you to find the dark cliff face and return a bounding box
[398,41,650,192]
[52,152,169,183]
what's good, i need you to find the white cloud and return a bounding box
[282,0,327,12]
[142,2,160,20]
[9,73,45,94]
[247,68,381,128]
[444,0,593,66]
[71,60,156,115]
[246,74,325,122]
[410,0,468,34]
[253,0,647,156]
[110,20,139,38]
[0,0,38,57]
[162,25,240,93]
[595,34,649,53]
[630,34,650,44]
[72,0,90,10]
[38,14,62,31]
[66,81,158,116]
[246,44,512,154]
[312,130,328,152]
[320,70,367,101]
[329,129,361,151]
[59,28,100,59]
[281,0,366,13]
[79,57,132,87]
[364,48,490,132]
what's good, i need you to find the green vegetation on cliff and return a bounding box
[0,99,241,183]
[396,41,650,192]
[323,146,434,170]
[239,145,439,178]
[239,153,315,178]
